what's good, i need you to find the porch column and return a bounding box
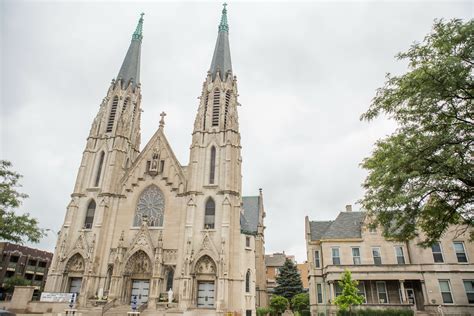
[420,280,429,305]
[329,281,335,303]
[399,280,407,303]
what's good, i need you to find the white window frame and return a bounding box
[316,283,323,304]
[332,247,341,265]
[352,247,361,265]
[431,242,444,263]
[439,280,454,304]
[372,247,382,265]
[314,250,321,268]
[376,281,389,304]
[463,280,474,304]
[394,246,405,264]
[453,241,469,263]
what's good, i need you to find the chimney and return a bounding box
[345,204,352,212]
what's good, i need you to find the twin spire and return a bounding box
[116,4,233,89]
[117,13,144,89]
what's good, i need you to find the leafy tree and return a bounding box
[291,293,310,315]
[257,307,272,316]
[360,19,474,246]
[274,258,304,301]
[0,160,44,243]
[334,269,365,314]
[269,295,289,315]
[2,276,31,292]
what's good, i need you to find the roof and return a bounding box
[209,5,232,80]
[117,14,144,89]
[265,253,287,267]
[309,212,366,241]
[241,196,260,234]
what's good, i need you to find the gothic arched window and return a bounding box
[106,96,119,132]
[204,198,215,229]
[245,270,251,293]
[209,146,216,184]
[212,89,220,126]
[166,268,174,291]
[133,185,165,227]
[224,91,231,128]
[84,200,96,229]
[94,151,105,187]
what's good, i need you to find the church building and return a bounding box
[45,5,267,315]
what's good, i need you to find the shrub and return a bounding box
[257,307,272,316]
[337,309,414,316]
[291,293,309,314]
[269,295,289,315]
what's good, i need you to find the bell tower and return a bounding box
[188,3,241,195]
[180,4,246,311]
[45,14,145,297]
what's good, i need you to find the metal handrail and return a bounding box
[138,302,148,312]
[101,298,116,315]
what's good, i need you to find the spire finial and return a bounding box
[132,12,145,41]
[218,3,229,33]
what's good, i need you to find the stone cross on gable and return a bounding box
[159,111,167,128]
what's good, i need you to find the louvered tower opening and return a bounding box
[106,96,119,132]
[122,97,129,115]
[203,92,209,129]
[224,91,231,128]
[212,90,220,127]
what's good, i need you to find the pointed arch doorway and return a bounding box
[194,255,217,308]
[123,250,152,306]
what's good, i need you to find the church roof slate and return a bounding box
[309,212,366,241]
[241,196,260,234]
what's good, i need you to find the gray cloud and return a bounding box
[1,0,472,262]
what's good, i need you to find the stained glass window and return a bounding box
[133,185,164,227]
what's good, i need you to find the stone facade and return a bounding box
[305,207,474,315]
[44,7,266,315]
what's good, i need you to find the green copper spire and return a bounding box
[218,3,229,33]
[132,13,145,41]
[210,3,232,80]
[117,13,144,89]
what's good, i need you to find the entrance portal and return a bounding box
[69,277,82,293]
[197,282,215,308]
[131,280,150,306]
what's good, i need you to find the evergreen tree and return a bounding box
[334,269,365,314]
[274,258,304,301]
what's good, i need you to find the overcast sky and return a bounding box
[1,0,472,262]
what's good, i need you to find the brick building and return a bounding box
[0,242,53,299]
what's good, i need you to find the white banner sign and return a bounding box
[40,292,74,302]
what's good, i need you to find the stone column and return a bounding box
[329,281,335,304]
[399,280,407,303]
[420,280,429,305]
